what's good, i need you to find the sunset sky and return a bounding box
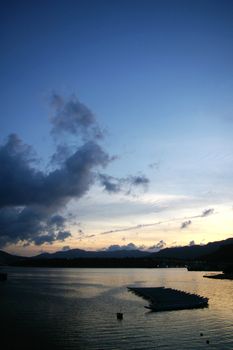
[1,0,233,256]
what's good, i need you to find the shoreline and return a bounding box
[204,273,233,280]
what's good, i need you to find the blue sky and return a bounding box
[1,0,233,255]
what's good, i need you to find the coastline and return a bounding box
[204,273,233,280]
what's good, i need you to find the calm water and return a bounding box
[0,267,233,349]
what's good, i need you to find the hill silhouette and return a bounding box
[1,237,233,267]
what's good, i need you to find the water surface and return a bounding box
[1,267,232,349]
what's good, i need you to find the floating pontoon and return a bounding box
[128,287,208,311]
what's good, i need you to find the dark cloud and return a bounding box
[0,206,46,246]
[105,243,138,251]
[0,134,111,247]
[0,206,71,247]
[0,136,111,210]
[48,215,66,228]
[50,94,104,140]
[98,174,121,193]
[98,173,150,194]
[0,134,43,208]
[0,95,150,248]
[201,208,214,217]
[105,241,166,252]
[33,234,56,246]
[180,220,192,229]
[56,230,71,241]
[129,175,149,188]
[50,144,72,165]
[148,240,166,251]
[33,231,71,245]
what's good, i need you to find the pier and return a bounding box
[128,287,208,311]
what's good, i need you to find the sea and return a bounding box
[0,267,232,349]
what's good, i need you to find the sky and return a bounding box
[1,0,233,256]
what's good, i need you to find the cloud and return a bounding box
[0,135,111,209]
[56,230,71,241]
[149,162,160,170]
[201,208,214,217]
[0,206,71,247]
[100,218,179,236]
[129,175,149,187]
[105,243,139,251]
[48,215,66,228]
[104,241,166,252]
[148,240,166,251]
[0,133,111,247]
[85,234,95,238]
[98,173,150,194]
[180,220,192,229]
[33,234,57,246]
[0,94,150,248]
[98,174,121,193]
[50,93,104,140]
[98,205,217,237]
[50,144,72,165]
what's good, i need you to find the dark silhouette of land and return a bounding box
[1,237,232,271]
[150,238,233,260]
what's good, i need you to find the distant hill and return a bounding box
[1,237,233,266]
[32,237,233,261]
[35,248,150,259]
[200,244,233,263]
[152,238,233,260]
[0,250,25,265]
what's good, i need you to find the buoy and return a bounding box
[206,340,210,344]
[116,312,123,320]
[200,333,203,336]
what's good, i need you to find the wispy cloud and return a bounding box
[148,162,160,170]
[98,173,150,194]
[201,208,214,217]
[50,93,104,140]
[100,221,164,235]
[96,208,216,236]
[180,220,192,229]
